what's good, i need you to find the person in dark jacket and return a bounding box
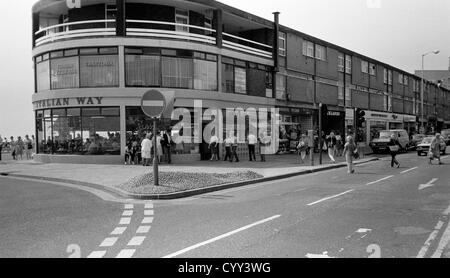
[388,134,401,168]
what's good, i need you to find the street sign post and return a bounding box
[141,90,167,186]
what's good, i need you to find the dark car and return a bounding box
[410,134,427,150]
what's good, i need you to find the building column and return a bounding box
[116,0,126,37]
[214,9,223,48]
[272,12,280,99]
[118,45,126,88]
[120,105,126,157]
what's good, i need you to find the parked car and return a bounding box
[441,129,450,146]
[370,130,410,153]
[417,137,447,156]
[410,134,427,150]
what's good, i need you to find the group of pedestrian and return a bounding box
[209,132,272,163]
[125,131,172,167]
[0,135,35,161]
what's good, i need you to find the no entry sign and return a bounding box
[141,90,166,118]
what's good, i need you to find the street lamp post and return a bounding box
[421,50,440,134]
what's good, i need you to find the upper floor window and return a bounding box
[345,55,352,74]
[302,40,314,58]
[403,75,408,86]
[361,60,369,74]
[315,45,327,61]
[204,17,213,36]
[384,69,388,84]
[388,70,393,85]
[279,32,286,57]
[175,9,189,33]
[338,55,345,72]
[369,63,376,76]
[398,73,404,85]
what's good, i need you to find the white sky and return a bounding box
[0,0,449,138]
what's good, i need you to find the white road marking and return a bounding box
[417,221,445,258]
[417,203,450,258]
[119,217,132,225]
[366,175,394,186]
[111,227,127,235]
[136,226,152,234]
[123,210,134,216]
[145,203,154,209]
[306,252,335,258]
[87,251,107,258]
[100,237,119,247]
[307,190,354,206]
[142,217,154,224]
[431,220,450,258]
[116,249,136,259]
[128,236,146,246]
[163,215,281,258]
[144,210,154,216]
[124,204,134,209]
[401,167,418,174]
[419,178,438,191]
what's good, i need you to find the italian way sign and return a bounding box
[141,90,167,118]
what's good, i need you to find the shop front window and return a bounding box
[35,107,120,155]
[125,54,161,87]
[80,55,119,87]
[370,121,388,141]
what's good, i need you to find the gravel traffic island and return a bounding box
[116,171,264,195]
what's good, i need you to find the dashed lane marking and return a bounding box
[136,226,152,234]
[128,236,146,247]
[100,237,119,248]
[142,217,154,224]
[145,203,153,209]
[87,251,107,258]
[111,227,127,236]
[116,249,136,259]
[366,175,394,186]
[163,215,281,258]
[123,210,134,216]
[119,217,132,225]
[144,210,154,216]
[307,190,354,206]
[125,204,134,209]
[401,167,418,174]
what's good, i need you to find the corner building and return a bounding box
[32,0,450,164]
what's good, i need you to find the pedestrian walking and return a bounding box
[10,137,16,160]
[156,133,163,163]
[141,134,153,167]
[224,133,233,162]
[388,134,401,168]
[343,135,357,174]
[247,133,257,162]
[24,135,33,160]
[231,134,240,163]
[326,132,337,163]
[16,136,25,160]
[335,133,344,157]
[161,131,172,164]
[124,143,132,165]
[297,133,310,164]
[429,133,443,165]
[259,132,271,162]
[209,133,220,161]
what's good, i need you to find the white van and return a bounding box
[369,130,410,153]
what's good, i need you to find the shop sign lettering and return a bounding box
[33,97,103,109]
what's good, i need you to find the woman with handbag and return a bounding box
[429,134,443,165]
[343,135,357,174]
[388,134,401,168]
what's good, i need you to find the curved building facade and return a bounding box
[32,0,279,163]
[32,0,450,164]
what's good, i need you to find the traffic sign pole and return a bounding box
[141,90,167,187]
[153,118,159,186]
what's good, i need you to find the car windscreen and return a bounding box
[421,137,433,144]
[379,132,394,138]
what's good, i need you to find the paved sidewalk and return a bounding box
[0,151,377,198]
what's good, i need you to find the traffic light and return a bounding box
[355,108,366,128]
